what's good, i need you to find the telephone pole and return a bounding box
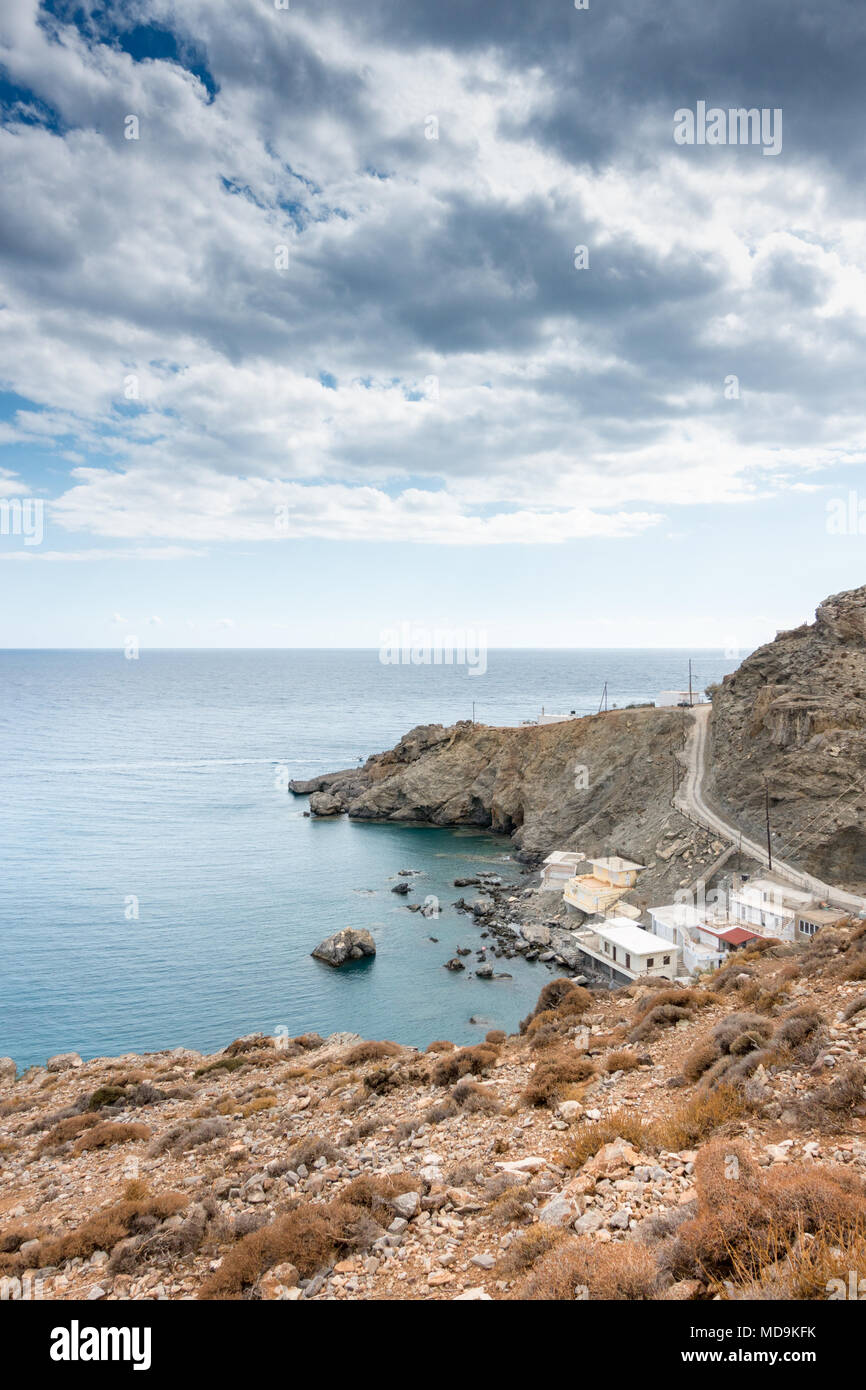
[765,782,773,871]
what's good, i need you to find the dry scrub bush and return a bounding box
[285,1136,343,1170]
[512,1235,660,1300]
[0,1193,188,1276]
[604,1050,641,1073]
[682,1040,718,1083]
[663,1140,866,1289]
[483,1183,535,1228]
[198,1199,381,1298]
[485,1029,507,1044]
[628,1003,693,1044]
[561,1111,652,1170]
[842,993,866,1021]
[650,1085,746,1151]
[453,1078,502,1112]
[149,1118,229,1155]
[35,1113,102,1154]
[425,1040,455,1053]
[632,988,715,1022]
[522,1050,596,1108]
[72,1122,151,1154]
[0,1224,39,1254]
[495,1225,567,1275]
[519,980,592,1034]
[224,1035,275,1056]
[432,1043,499,1085]
[725,1221,866,1300]
[795,1063,866,1128]
[339,1173,421,1215]
[341,1041,404,1066]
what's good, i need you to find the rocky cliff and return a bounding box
[706,584,866,892]
[291,708,692,865]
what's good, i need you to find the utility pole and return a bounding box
[598,682,608,715]
[765,782,773,871]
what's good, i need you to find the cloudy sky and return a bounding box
[1,0,865,648]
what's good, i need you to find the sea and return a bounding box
[0,649,741,1068]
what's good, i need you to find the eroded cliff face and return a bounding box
[291,707,688,862]
[706,584,866,891]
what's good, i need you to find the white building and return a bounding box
[657,689,707,707]
[649,903,747,975]
[728,876,848,941]
[570,915,679,983]
[540,851,584,890]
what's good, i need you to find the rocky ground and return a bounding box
[2,920,865,1302]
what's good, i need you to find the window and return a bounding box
[625,953,631,969]
[663,955,670,964]
[604,941,610,954]
[647,957,654,967]
[799,919,818,937]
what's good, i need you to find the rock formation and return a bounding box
[311,929,376,967]
[706,584,866,892]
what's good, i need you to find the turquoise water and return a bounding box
[0,649,739,1067]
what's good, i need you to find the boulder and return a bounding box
[308,791,344,816]
[46,1053,83,1073]
[311,929,376,967]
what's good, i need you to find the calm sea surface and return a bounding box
[0,649,740,1067]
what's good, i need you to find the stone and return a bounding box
[308,790,344,816]
[46,1053,83,1073]
[311,929,376,967]
[392,1191,420,1220]
[574,1209,605,1235]
[539,1194,581,1227]
[582,1140,643,1179]
[453,1287,493,1300]
[259,1262,300,1299]
[662,1279,705,1301]
[471,1253,495,1270]
[0,1057,16,1087]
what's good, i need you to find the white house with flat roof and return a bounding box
[569,915,679,982]
[540,851,584,890]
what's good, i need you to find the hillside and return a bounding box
[706,585,866,892]
[1,926,865,1301]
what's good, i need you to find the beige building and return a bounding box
[563,855,644,915]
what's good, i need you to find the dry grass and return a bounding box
[483,1183,535,1228]
[425,1040,455,1053]
[663,1139,866,1289]
[651,1085,747,1151]
[453,1078,502,1113]
[0,1193,189,1276]
[520,980,593,1034]
[197,1198,381,1298]
[341,1041,404,1066]
[603,1049,642,1073]
[795,1063,866,1129]
[35,1113,102,1154]
[495,1225,567,1275]
[561,1111,653,1170]
[522,1050,597,1108]
[512,1235,661,1300]
[431,1043,499,1085]
[149,1118,229,1155]
[72,1121,151,1154]
[842,993,866,1021]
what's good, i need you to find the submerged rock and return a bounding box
[311,929,376,967]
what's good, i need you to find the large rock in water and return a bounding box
[311,928,376,967]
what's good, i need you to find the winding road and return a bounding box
[675,705,866,915]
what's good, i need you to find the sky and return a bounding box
[1,0,866,649]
